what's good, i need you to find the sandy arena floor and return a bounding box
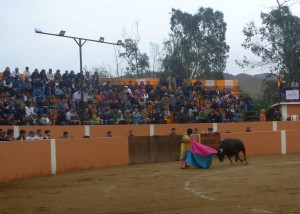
[1,154,300,214]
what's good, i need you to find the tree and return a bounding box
[261,79,279,103]
[120,22,149,77]
[112,45,124,77]
[237,0,300,82]
[149,42,163,73]
[162,7,230,79]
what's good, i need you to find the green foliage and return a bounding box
[162,7,230,79]
[120,38,149,77]
[261,79,280,103]
[237,1,300,82]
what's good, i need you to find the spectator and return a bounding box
[60,131,69,139]
[3,76,13,92]
[107,131,112,137]
[207,128,214,133]
[66,108,80,125]
[124,110,132,124]
[0,129,4,141]
[25,102,36,117]
[90,111,101,125]
[153,108,164,124]
[273,108,282,121]
[102,106,114,125]
[43,130,51,139]
[11,67,21,79]
[83,108,91,125]
[196,108,209,123]
[3,67,11,79]
[260,109,266,122]
[34,129,43,140]
[57,99,69,112]
[23,67,31,80]
[54,70,61,81]
[169,127,177,136]
[32,87,43,102]
[73,89,82,102]
[3,129,15,141]
[21,77,32,94]
[39,114,51,125]
[26,131,35,140]
[54,84,64,98]
[47,69,54,81]
[56,109,67,125]
[16,129,27,141]
[162,106,172,124]
[132,108,145,125]
[128,130,134,136]
[114,109,124,124]
[245,127,252,132]
[291,79,299,89]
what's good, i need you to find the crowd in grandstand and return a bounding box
[0,66,255,127]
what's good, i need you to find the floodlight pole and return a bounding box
[35,29,122,124]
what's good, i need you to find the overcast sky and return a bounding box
[1,0,300,76]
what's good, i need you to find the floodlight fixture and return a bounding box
[35,28,122,123]
[35,28,42,33]
[59,30,66,36]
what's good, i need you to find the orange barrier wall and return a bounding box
[218,122,273,133]
[277,121,300,131]
[0,140,51,182]
[55,137,129,173]
[220,131,282,156]
[284,105,300,115]
[153,124,213,136]
[286,130,300,154]
[90,125,150,137]
[2,130,300,183]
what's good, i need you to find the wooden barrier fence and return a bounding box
[1,123,300,183]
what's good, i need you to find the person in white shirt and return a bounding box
[34,129,43,140]
[124,86,132,94]
[47,69,54,81]
[23,67,31,80]
[73,89,82,101]
[25,103,35,116]
[39,114,51,125]
[11,67,20,78]
[26,131,35,141]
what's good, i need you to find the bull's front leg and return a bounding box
[227,155,233,164]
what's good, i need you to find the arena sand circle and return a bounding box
[1,154,300,214]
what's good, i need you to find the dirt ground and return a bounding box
[1,154,300,214]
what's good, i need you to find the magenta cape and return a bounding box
[184,140,218,169]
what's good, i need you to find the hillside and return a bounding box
[224,73,276,98]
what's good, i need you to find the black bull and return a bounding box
[216,138,247,164]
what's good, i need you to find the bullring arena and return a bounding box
[1,122,300,213]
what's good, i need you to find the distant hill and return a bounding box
[224,73,276,98]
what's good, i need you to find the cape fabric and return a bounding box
[184,140,218,169]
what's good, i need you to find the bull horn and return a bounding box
[219,149,223,153]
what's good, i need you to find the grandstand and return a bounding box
[1,67,247,127]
